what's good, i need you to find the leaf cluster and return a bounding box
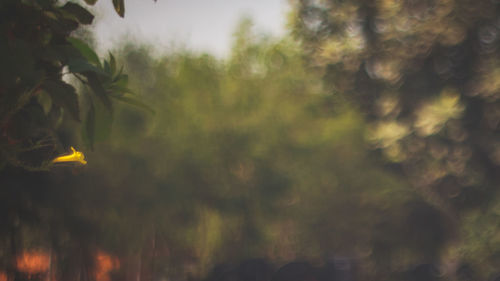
[0,0,150,170]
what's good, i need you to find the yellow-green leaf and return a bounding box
[112,0,125,17]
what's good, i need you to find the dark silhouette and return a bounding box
[238,259,273,281]
[407,264,441,281]
[272,262,317,281]
[205,263,239,281]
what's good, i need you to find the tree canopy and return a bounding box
[292,0,500,278]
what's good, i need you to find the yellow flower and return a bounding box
[52,147,87,165]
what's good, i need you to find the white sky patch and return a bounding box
[89,0,290,58]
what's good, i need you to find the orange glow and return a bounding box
[0,271,7,281]
[16,251,50,274]
[96,251,120,281]
[12,250,119,281]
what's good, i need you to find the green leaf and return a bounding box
[37,90,52,114]
[112,0,125,17]
[84,0,98,5]
[67,58,108,76]
[113,74,128,87]
[85,72,112,110]
[46,13,79,35]
[42,80,80,121]
[67,37,100,66]
[109,85,135,96]
[93,98,113,142]
[112,94,155,115]
[103,60,111,74]
[61,2,94,25]
[82,98,113,150]
[109,52,116,75]
[82,103,95,150]
[43,11,58,20]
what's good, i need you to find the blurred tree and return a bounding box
[291,0,500,277]
[76,21,442,280]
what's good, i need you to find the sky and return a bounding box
[89,0,291,58]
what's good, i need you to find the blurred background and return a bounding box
[2,0,500,280]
